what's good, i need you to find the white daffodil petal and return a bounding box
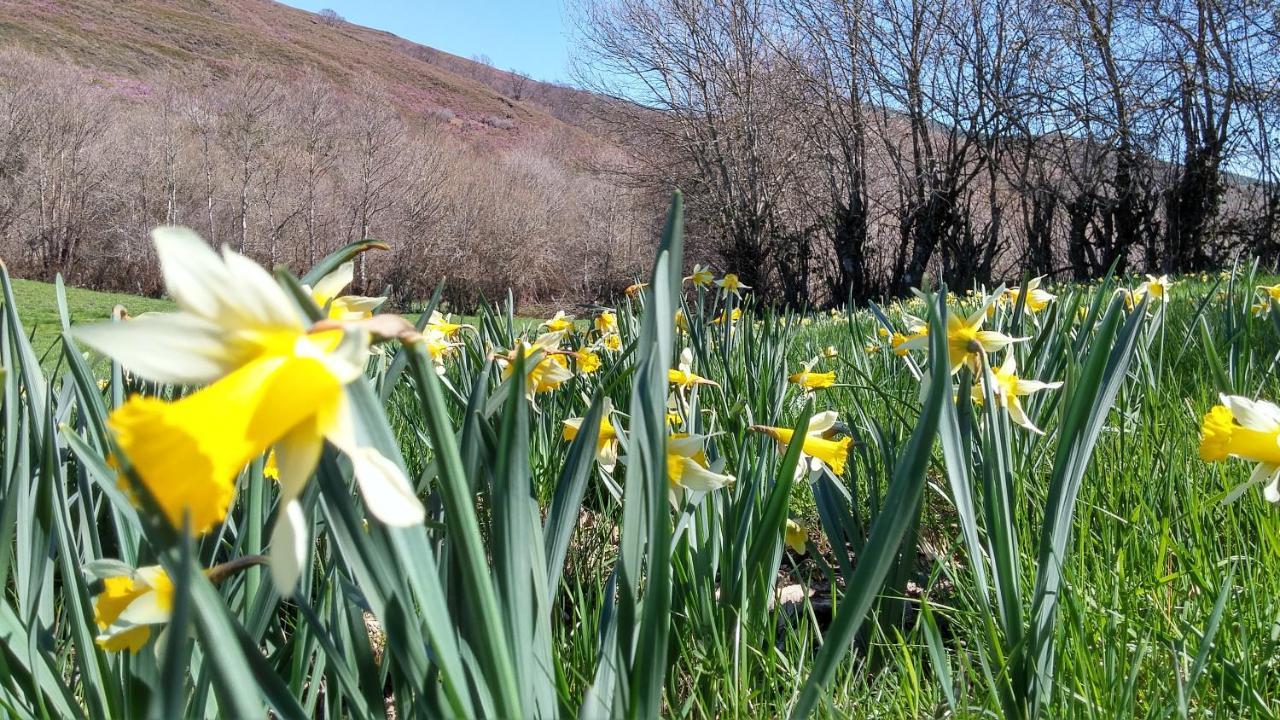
[807,411,839,435]
[73,313,242,385]
[347,447,425,526]
[1223,395,1280,431]
[677,458,734,492]
[118,589,170,625]
[219,247,299,328]
[312,262,354,306]
[152,227,230,316]
[1256,463,1280,503]
[269,499,310,596]
[274,423,325,505]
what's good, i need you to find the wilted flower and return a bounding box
[625,282,649,298]
[1200,394,1280,502]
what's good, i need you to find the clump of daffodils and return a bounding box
[74,228,425,595]
[1200,394,1280,502]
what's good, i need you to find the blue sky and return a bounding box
[280,1,574,83]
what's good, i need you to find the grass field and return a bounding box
[2,218,1280,718]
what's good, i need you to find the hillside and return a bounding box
[0,0,603,145]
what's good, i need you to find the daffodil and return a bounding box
[544,311,575,333]
[675,309,689,333]
[625,282,649,298]
[667,432,734,506]
[595,311,618,334]
[1003,276,1055,313]
[688,264,714,287]
[972,354,1062,434]
[602,333,622,352]
[93,565,173,653]
[715,273,750,295]
[788,366,836,393]
[1258,284,1280,302]
[575,347,602,374]
[562,399,619,473]
[1200,394,1280,502]
[1140,274,1173,303]
[712,307,742,326]
[669,348,717,390]
[784,519,807,554]
[897,305,1021,374]
[823,345,839,358]
[427,310,469,338]
[752,411,852,476]
[73,228,425,595]
[307,261,385,321]
[499,331,575,401]
[421,328,459,375]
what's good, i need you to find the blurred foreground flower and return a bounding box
[74,228,425,595]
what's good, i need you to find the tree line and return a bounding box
[0,50,654,308]
[574,0,1280,305]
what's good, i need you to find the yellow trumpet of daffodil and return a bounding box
[669,348,718,389]
[306,261,385,321]
[667,432,735,506]
[427,310,470,339]
[897,303,1021,374]
[74,228,425,596]
[972,354,1062,434]
[752,411,852,476]
[575,347,602,374]
[1140,274,1173,303]
[784,519,807,554]
[715,273,750,295]
[687,264,715,287]
[562,398,619,473]
[93,565,174,653]
[1002,276,1055,313]
[788,365,836,393]
[544,311,575,333]
[1200,394,1280,503]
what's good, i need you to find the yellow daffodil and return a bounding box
[421,328,460,375]
[499,331,575,402]
[602,333,622,352]
[93,565,173,653]
[752,411,852,476]
[788,368,836,393]
[712,307,742,326]
[784,519,807,554]
[74,228,424,596]
[562,399,619,473]
[1200,394,1280,502]
[972,354,1062,434]
[667,432,734,506]
[877,327,890,339]
[427,310,469,338]
[675,309,689,333]
[897,304,1021,374]
[1003,276,1055,313]
[1141,274,1173,303]
[595,311,618,334]
[865,342,881,354]
[1258,284,1280,302]
[715,273,750,295]
[625,282,649,298]
[307,261,385,321]
[544,311,575,333]
[575,347,602,374]
[688,264,714,287]
[669,348,718,390]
